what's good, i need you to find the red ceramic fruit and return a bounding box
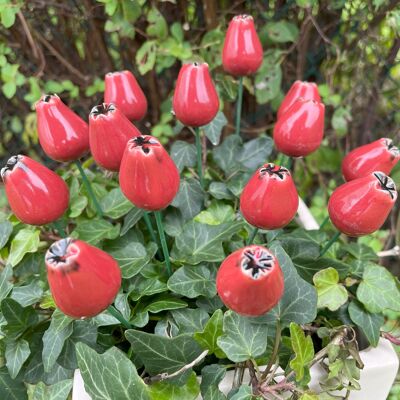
[216,245,284,316]
[342,138,400,181]
[240,163,299,229]
[35,94,89,162]
[119,135,180,211]
[172,62,219,127]
[46,238,121,318]
[1,155,69,225]
[328,171,397,237]
[222,15,263,76]
[89,103,141,172]
[273,98,325,157]
[104,70,147,121]
[277,81,321,119]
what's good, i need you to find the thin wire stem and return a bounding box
[261,319,281,381]
[107,305,131,329]
[74,160,103,217]
[143,212,158,245]
[246,227,259,245]
[235,76,243,136]
[154,211,172,277]
[319,215,330,229]
[52,220,66,238]
[319,231,341,257]
[194,127,204,188]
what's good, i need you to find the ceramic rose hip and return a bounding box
[216,245,284,316]
[35,94,89,162]
[342,138,400,181]
[1,155,69,225]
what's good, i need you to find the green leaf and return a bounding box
[0,264,13,302]
[194,309,225,358]
[348,300,384,347]
[146,8,167,39]
[294,257,349,283]
[200,364,227,400]
[171,308,209,334]
[42,310,74,373]
[136,40,157,75]
[168,265,216,298]
[73,219,120,245]
[313,268,348,311]
[289,323,314,383]
[230,386,252,399]
[357,264,400,312]
[5,339,30,379]
[195,201,235,226]
[171,141,197,172]
[238,136,274,171]
[0,2,20,28]
[172,179,205,221]
[203,112,228,146]
[0,366,27,400]
[69,196,88,218]
[144,296,187,313]
[299,394,319,400]
[125,330,203,375]
[263,21,299,43]
[208,182,234,200]
[212,135,242,175]
[32,379,73,400]
[332,107,351,137]
[255,57,282,104]
[11,281,43,307]
[76,343,149,400]
[100,188,133,219]
[8,229,40,267]
[0,220,12,250]
[128,274,168,301]
[217,310,269,362]
[172,221,243,264]
[121,208,144,236]
[149,371,200,400]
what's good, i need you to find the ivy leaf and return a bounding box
[255,58,282,104]
[69,196,88,218]
[136,40,157,75]
[100,188,133,219]
[171,308,209,334]
[230,386,253,399]
[203,111,228,146]
[0,366,27,400]
[172,179,205,221]
[357,264,400,312]
[294,257,349,283]
[121,208,145,236]
[208,182,235,200]
[289,323,314,383]
[125,330,203,375]
[143,295,187,314]
[212,136,243,175]
[171,221,243,264]
[194,201,235,226]
[76,343,149,400]
[42,310,74,373]
[0,264,13,302]
[194,309,225,358]
[263,21,299,43]
[217,310,269,362]
[32,379,73,400]
[168,265,216,298]
[238,136,274,171]
[128,274,168,301]
[149,371,200,400]
[313,268,348,311]
[348,300,384,347]
[0,220,12,250]
[8,228,40,267]
[171,141,197,172]
[299,394,319,400]
[11,281,43,307]
[5,339,31,379]
[73,219,120,245]
[200,364,227,400]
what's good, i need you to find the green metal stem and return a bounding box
[143,212,158,245]
[107,305,132,329]
[319,231,341,257]
[52,220,66,238]
[246,227,259,245]
[74,160,103,217]
[154,211,172,276]
[194,127,204,188]
[235,77,243,136]
[319,215,330,230]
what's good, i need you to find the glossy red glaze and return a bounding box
[240,163,299,229]
[104,70,147,121]
[172,62,219,127]
[46,238,121,318]
[328,172,397,237]
[216,245,284,316]
[342,138,400,181]
[1,155,69,225]
[277,81,321,119]
[222,15,263,76]
[89,103,141,172]
[35,94,89,162]
[119,135,180,211]
[273,98,325,157]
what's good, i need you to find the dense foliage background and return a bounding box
[0,0,400,399]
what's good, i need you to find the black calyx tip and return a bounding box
[132,136,156,154]
[385,139,400,157]
[90,103,116,116]
[260,163,289,180]
[46,238,74,264]
[42,94,55,103]
[1,155,22,182]
[373,172,397,200]
[242,249,274,279]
